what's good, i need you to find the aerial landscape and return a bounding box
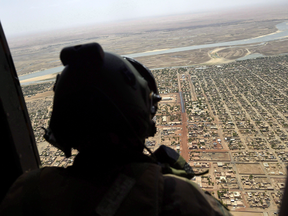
[5,2,288,215]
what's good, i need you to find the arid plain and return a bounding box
[9,4,288,76]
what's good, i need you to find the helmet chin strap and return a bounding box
[148,91,161,137]
[150,92,161,114]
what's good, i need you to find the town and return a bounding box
[23,54,288,215]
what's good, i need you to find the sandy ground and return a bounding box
[204,47,234,64]
[204,48,233,65]
[37,141,49,155]
[245,48,252,56]
[236,163,265,175]
[203,47,254,64]
[252,30,282,39]
[20,73,57,84]
[25,90,54,102]
[232,212,263,216]
[143,49,168,53]
[210,48,227,53]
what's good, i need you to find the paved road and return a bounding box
[179,92,185,113]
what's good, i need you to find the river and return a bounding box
[19,21,288,85]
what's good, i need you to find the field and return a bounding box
[198,152,230,161]
[236,163,265,175]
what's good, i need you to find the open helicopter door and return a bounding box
[0,22,40,204]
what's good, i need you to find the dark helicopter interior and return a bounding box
[0,23,40,203]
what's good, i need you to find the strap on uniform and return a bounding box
[95,173,136,216]
[154,145,209,179]
[95,163,154,216]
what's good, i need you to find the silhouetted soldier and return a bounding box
[0,43,232,216]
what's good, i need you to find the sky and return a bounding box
[0,0,287,37]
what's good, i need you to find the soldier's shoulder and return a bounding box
[161,174,232,216]
[0,168,47,214]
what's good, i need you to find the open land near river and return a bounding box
[9,4,288,76]
[14,3,288,216]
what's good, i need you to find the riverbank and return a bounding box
[19,21,288,86]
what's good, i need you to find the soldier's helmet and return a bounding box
[43,43,161,157]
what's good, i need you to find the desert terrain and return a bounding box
[7,4,288,76]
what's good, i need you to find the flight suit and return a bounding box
[0,157,231,216]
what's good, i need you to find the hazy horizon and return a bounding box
[1,0,288,37]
